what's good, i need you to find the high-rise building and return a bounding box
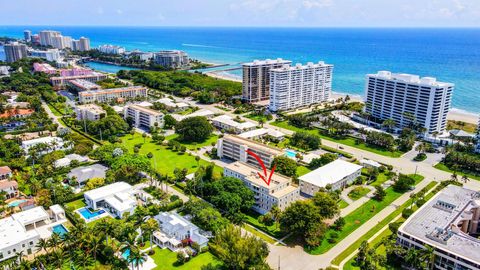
[475,117,480,153]
[39,30,61,47]
[62,36,72,49]
[153,50,189,68]
[397,185,480,270]
[364,71,453,134]
[31,34,40,44]
[269,61,333,112]
[23,30,32,42]
[30,49,61,62]
[242,58,292,103]
[98,44,125,54]
[4,42,28,63]
[79,37,90,51]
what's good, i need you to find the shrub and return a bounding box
[402,208,414,218]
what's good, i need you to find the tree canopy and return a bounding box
[175,116,213,142]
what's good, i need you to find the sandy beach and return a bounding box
[206,72,479,124]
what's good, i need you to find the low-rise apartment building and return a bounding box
[67,79,102,92]
[50,72,108,89]
[224,161,300,214]
[79,86,148,103]
[124,104,164,130]
[75,104,106,121]
[211,115,257,134]
[216,134,283,169]
[397,185,480,270]
[299,159,362,195]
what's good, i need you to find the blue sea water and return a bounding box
[1,26,479,113]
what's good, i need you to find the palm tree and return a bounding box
[258,118,265,127]
[90,235,103,262]
[270,205,281,229]
[128,247,147,270]
[141,218,159,253]
[422,245,436,270]
[462,175,470,183]
[382,118,396,132]
[36,238,49,254]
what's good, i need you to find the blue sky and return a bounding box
[1,0,479,27]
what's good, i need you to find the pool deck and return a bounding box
[76,207,111,223]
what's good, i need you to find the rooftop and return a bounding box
[79,86,147,97]
[11,206,49,227]
[0,180,18,190]
[212,115,257,130]
[239,128,285,139]
[399,185,480,264]
[271,61,333,72]
[243,58,292,67]
[222,134,283,156]
[368,71,454,87]
[67,164,108,183]
[299,159,362,187]
[76,104,106,114]
[68,79,101,90]
[126,104,164,116]
[0,166,12,175]
[0,217,38,250]
[156,98,189,108]
[21,136,63,147]
[225,161,291,190]
[84,181,133,201]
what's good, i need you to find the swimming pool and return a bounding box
[52,224,68,236]
[78,207,106,221]
[121,248,145,263]
[8,199,26,207]
[285,149,297,158]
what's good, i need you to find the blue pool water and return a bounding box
[122,248,145,263]
[52,224,68,236]
[285,149,297,158]
[78,207,106,220]
[8,199,26,207]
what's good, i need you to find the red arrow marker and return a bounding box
[246,150,276,186]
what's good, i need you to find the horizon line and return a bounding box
[1,25,480,29]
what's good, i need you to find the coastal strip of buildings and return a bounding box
[79,86,148,103]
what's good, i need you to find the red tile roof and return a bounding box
[0,166,12,175]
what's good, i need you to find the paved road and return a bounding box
[41,100,64,128]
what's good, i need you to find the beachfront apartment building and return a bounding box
[397,185,480,270]
[39,30,61,47]
[299,159,362,195]
[0,205,66,262]
[154,50,189,69]
[242,58,292,103]
[75,104,106,121]
[211,115,257,134]
[475,118,480,153]
[364,71,454,135]
[224,161,300,214]
[30,48,61,62]
[4,42,28,63]
[124,104,164,130]
[269,61,333,112]
[24,30,31,42]
[216,134,283,169]
[153,212,209,251]
[84,182,138,219]
[78,86,148,103]
[50,73,108,89]
[98,44,125,55]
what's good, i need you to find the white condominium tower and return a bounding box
[475,117,480,153]
[242,58,292,103]
[269,61,333,112]
[365,71,453,135]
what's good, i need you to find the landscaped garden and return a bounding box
[348,187,371,201]
[149,247,221,270]
[166,134,219,150]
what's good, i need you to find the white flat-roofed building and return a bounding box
[397,185,480,270]
[54,154,88,168]
[98,44,125,54]
[211,115,257,134]
[21,136,70,155]
[83,182,138,218]
[153,212,209,251]
[216,134,282,169]
[50,72,108,89]
[79,86,148,103]
[67,79,101,92]
[364,71,454,135]
[171,109,215,122]
[75,104,106,121]
[154,50,189,69]
[224,161,300,214]
[124,104,164,130]
[242,58,292,103]
[238,128,286,142]
[155,98,189,112]
[299,159,362,195]
[30,48,61,62]
[360,159,382,169]
[0,205,67,262]
[269,61,333,112]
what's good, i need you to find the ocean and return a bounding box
[1,26,479,114]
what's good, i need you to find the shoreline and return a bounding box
[204,71,479,124]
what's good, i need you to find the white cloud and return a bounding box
[302,0,333,9]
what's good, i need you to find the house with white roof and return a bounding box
[0,205,66,262]
[67,164,108,186]
[21,136,71,156]
[171,109,215,122]
[54,154,88,168]
[83,182,138,218]
[360,159,382,169]
[156,98,189,112]
[152,212,209,251]
[299,159,362,195]
[239,128,286,142]
[212,115,257,134]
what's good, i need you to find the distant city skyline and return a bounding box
[1,0,479,27]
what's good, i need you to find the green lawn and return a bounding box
[270,121,404,158]
[348,187,371,201]
[339,200,349,209]
[166,134,219,150]
[434,162,480,181]
[65,199,86,210]
[123,133,222,176]
[244,210,285,239]
[242,224,277,244]
[331,181,437,266]
[245,113,269,122]
[149,247,221,270]
[297,165,311,176]
[370,172,391,186]
[306,174,424,255]
[176,108,194,115]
